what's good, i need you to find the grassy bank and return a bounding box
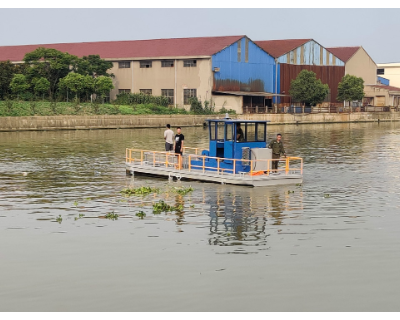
[0,101,221,117]
[0,101,190,116]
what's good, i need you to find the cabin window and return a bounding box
[225,123,233,141]
[217,122,225,141]
[236,123,246,142]
[257,123,266,141]
[209,122,216,140]
[118,89,131,94]
[377,68,384,75]
[246,123,257,142]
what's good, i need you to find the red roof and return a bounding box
[0,35,245,61]
[325,46,360,62]
[368,85,400,92]
[254,39,311,58]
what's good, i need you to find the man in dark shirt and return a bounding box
[174,127,184,155]
[268,133,286,173]
[174,127,184,169]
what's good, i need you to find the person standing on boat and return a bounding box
[164,124,174,152]
[268,133,286,173]
[174,127,184,169]
[236,123,244,142]
[174,127,184,155]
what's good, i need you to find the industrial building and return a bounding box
[0,36,278,114]
[255,39,345,109]
[376,63,400,88]
[0,35,399,113]
[326,46,377,85]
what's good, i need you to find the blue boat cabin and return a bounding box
[190,118,269,174]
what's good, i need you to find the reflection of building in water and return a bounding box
[207,186,303,246]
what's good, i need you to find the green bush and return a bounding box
[115,92,171,107]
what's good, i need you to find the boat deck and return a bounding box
[125,148,303,187]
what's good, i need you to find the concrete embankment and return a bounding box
[1,112,400,132]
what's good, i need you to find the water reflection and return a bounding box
[207,186,303,247]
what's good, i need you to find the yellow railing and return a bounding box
[126,148,303,177]
[183,147,200,155]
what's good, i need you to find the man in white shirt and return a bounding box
[164,124,174,152]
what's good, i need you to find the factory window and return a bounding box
[118,89,131,94]
[183,89,197,104]
[140,60,152,68]
[237,40,241,62]
[183,60,197,67]
[140,89,152,95]
[161,60,174,67]
[377,69,385,75]
[118,61,131,68]
[161,89,174,104]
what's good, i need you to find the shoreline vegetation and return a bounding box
[0,100,235,117]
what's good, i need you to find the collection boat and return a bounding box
[125,116,303,187]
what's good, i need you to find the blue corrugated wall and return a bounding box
[212,37,276,95]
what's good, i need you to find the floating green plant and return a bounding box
[190,204,195,208]
[296,183,302,187]
[75,213,85,221]
[56,215,62,224]
[105,211,119,220]
[287,190,295,194]
[324,193,331,198]
[152,200,176,214]
[121,186,159,196]
[135,211,146,219]
[171,186,194,196]
[73,200,79,207]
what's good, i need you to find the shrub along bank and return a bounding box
[0,100,235,117]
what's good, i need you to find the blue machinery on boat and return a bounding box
[125,117,303,187]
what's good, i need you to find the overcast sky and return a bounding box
[0,8,399,63]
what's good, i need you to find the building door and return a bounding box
[376,96,385,107]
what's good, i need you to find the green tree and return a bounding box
[94,76,114,100]
[10,74,30,98]
[59,73,94,101]
[0,61,26,99]
[32,77,50,98]
[289,70,329,106]
[337,74,365,107]
[23,47,79,99]
[75,55,114,78]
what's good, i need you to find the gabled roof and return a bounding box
[367,84,400,92]
[325,46,360,62]
[254,39,312,58]
[0,35,245,62]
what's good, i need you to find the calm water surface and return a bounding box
[1,123,400,311]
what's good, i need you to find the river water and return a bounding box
[1,122,400,311]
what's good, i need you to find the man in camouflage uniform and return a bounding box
[268,133,286,173]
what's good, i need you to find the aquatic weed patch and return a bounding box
[121,186,159,196]
[105,211,119,220]
[152,200,184,214]
[135,211,146,219]
[170,186,194,196]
